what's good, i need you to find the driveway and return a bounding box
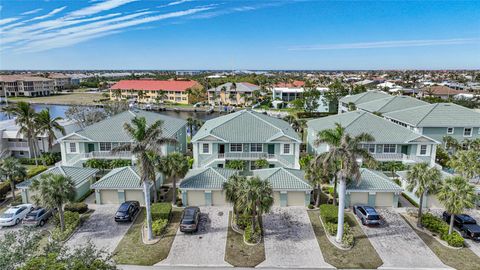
[66,205,133,253]
[462,209,480,257]
[156,207,231,267]
[257,207,333,269]
[359,209,449,269]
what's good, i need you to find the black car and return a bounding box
[443,212,480,241]
[180,207,200,233]
[114,201,140,222]
[353,205,381,225]
[22,208,53,227]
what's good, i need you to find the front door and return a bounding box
[268,144,275,155]
[87,143,95,153]
[219,144,225,154]
[401,145,408,155]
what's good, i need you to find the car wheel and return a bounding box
[15,219,20,225]
[39,220,45,227]
[353,207,356,215]
[361,218,366,225]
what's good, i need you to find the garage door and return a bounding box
[212,191,226,206]
[376,192,393,207]
[287,192,305,206]
[273,191,281,206]
[100,190,119,204]
[349,192,368,206]
[125,190,145,205]
[187,191,205,206]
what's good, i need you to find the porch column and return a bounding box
[182,190,188,206]
[393,193,399,208]
[95,190,102,204]
[280,191,287,207]
[204,191,212,206]
[368,192,376,207]
[304,191,311,206]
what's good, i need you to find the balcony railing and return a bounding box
[218,152,275,159]
[372,153,431,163]
[7,141,29,148]
[85,151,132,159]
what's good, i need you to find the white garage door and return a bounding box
[349,192,368,206]
[187,191,205,206]
[212,191,226,206]
[273,191,281,206]
[376,192,393,207]
[287,192,305,206]
[100,190,118,204]
[125,190,145,205]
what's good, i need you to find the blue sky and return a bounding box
[0,0,479,70]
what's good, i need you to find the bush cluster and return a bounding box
[320,204,354,247]
[64,202,89,214]
[236,213,252,230]
[26,166,48,178]
[84,159,131,170]
[52,211,80,241]
[421,213,464,247]
[152,219,168,236]
[244,223,262,244]
[19,153,61,166]
[150,203,172,220]
[320,204,338,223]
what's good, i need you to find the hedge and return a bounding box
[320,204,354,247]
[296,111,336,119]
[84,159,132,170]
[150,202,172,221]
[320,204,338,223]
[19,153,61,166]
[151,219,168,236]
[27,166,48,178]
[52,211,80,241]
[421,213,464,247]
[64,202,89,214]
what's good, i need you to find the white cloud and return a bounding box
[288,38,480,51]
[66,0,137,19]
[0,17,19,26]
[158,0,194,8]
[25,6,67,22]
[21,8,43,15]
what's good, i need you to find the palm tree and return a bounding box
[437,176,476,235]
[254,159,269,169]
[226,160,246,171]
[239,176,274,233]
[30,174,76,231]
[443,136,460,153]
[223,174,246,223]
[0,158,26,200]
[448,150,480,180]
[305,158,330,207]
[318,124,375,242]
[112,117,177,240]
[186,117,195,140]
[35,108,66,150]
[159,153,190,206]
[383,162,404,177]
[406,163,442,228]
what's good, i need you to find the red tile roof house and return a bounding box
[109,80,202,104]
[421,85,468,99]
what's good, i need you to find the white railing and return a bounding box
[7,141,29,148]
[85,151,132,159]
[372,153,431,163]
[199,152,294,168]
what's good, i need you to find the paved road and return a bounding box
[358,209,450,270]
[257,207,334,269]
[156,207,231,267]
[66,205,133,253]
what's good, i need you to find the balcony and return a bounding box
[218,152,275,160]
[85,151,132,159]
[7,141,29,149]
[372,153,431,163]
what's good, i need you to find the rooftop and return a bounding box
[346,169,403,192]
[17,166,98,189]
[0,75,53,82]
[110,80,199,92]
[422,85,468,96]
[274,80,305,88]
[356,95,429,114]
[339,90,390,105]
[91,166,161,190]
[207,82,260,93]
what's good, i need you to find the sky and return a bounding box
[0,0,479,70]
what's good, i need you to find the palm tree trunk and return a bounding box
[336,177,346,243]
[144,180,153,240]
[449,214,454,235]
[417,192,424,228]
[153,179,158,203]
[58,205,65,231]
[315,184,321,207]
[332,175,338,205]
[251,207,257,233]
[9,177,16,201]
[171,176,177,206]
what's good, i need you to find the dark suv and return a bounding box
[353,205,381,225]
[114,201,140,222]
[180,207,200,233]
[443,212,480,241]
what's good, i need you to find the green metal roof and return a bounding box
[18,166,98,189]
[347,169,403,191]
[192,110,301,143]
[91,166,162,190]
[383,103,480,127]
[62,110,186,142]
[339,91,390,105]
[357,96,429,114]
[179,167,238,190]
[307,111,438,144]
[252,168,312,190]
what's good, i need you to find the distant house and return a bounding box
[307,111,440,166]
[420,85,468,99]
[272,81,330,112]
[47,73,72,91]
[17,166,98,204]
[207,82,260,106]
[355,95,429,114]
[109,80,202,104]
[58,110,187,167]
[338,90,390,113]
[0,75,54,97]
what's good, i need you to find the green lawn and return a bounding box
[225,212,265,267]
[308,210,383,269]
[113,208,181,265]
[402,215,480,270]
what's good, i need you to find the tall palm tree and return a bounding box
[437,176,476,234]
[406,163,442,228]
[223,174,246,223]
[186,117,195,140]
[447,150,480,180]
[318,124,375,242]
[158,153,190,205]
[305,158,330,207]
[112,117,177,240]
[239,176,274,232]
[35,108,66,150]
[0,158,26,200]
[30,174,76,231]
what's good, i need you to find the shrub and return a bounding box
[150,202,172,221]
[236,213,252,230]
[421,213,464,247]
[443,232,464,247]
[151,219,168,236]
[0,181,10,201]
[320,204,338,223]
[324,221,338,236]
[244,223,262,244]
[26,166,48,178]
[64,202,89,214]
[110,159,131,168]
[308,204,314,209]
[52,211,80,241]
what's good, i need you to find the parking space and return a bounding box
[358,209,450,269]
[463,209,480,257]
[257,207,333,269]
[66,205,133,253]
[156,207,231,267]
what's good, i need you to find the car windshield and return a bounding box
[181,219,195,225]
[26,212,37,218]
[117,204,129,212]
[0,213,13,219]
[367,214,380,220]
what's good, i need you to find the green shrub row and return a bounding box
[152,219,168,236]
[19,153,61,166]
[244,223,262,244]
[421,213,464,247]
[27,166,48,178]
[84,159,131,170]
[150,202,172,221]
[64,202,89,214]
[320,204,354,247]
[320,204,338,223]
[52,211,80,241]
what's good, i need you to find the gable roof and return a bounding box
[347,169,403,192]
[192,110,301,143]
[307,111,438,144]
[179,167,238,190]
[91,166,161,190]
[110,80,199,92]
[422,85,467,96]
[274,80,305,88]
[208,82,260,93]
[18,166,98,189]
[252,168,312,190]
[60,110,186,142]
[339,90,390,105]
[383,103,480,127]
[357,96,429,114]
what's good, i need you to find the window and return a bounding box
[447,127,454,134]
[250,143,263,152]
[420,145,428,155]
[19,151,24,156]
[68,142,77,153]
[201,143,210,154]
[383,144,396,153]
[361,144,375,153]
[464,128,472,137]
[99,142,112,151]
[230,143,243,152]
[282,144,291,155]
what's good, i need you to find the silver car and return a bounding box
[353,205,381,225]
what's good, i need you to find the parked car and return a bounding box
[180,206,200,233]
[442,212,480,241]
[114,201,140,222]
[0,204,34,227]
[22,208,53,227]
[353,205,381,225]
